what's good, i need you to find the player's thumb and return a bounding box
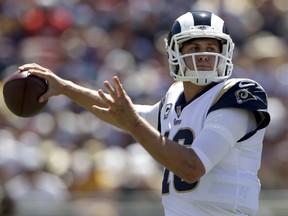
[39,93,49,103]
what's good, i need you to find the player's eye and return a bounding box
[182,46,198,54]
[206,46,220,53]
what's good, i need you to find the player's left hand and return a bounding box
[91,76,140,132]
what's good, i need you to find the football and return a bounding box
[2,70,48,117]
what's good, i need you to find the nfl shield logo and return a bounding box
[176,106,182,118]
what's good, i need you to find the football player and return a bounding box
[19,10,270,216]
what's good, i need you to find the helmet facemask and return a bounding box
[166,11,235,86]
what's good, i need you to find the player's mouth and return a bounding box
[196,65,212,70]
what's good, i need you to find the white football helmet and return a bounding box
[165,10,234,86]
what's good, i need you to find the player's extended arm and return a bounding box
[18,63,109,113]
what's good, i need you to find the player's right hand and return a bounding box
[18,63,66,102]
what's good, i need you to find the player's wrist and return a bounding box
[60,79,75,95]
[128,115,155,140]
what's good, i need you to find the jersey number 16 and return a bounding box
[162,128,199,194]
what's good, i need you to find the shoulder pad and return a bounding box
[209,79,270,130]
[209,79,268,112]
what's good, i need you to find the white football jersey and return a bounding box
[137,78,270,216]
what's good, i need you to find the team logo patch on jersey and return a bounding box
[164,103,172,119]
[235,88,257,104]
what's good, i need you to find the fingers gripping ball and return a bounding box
[3,70,48,117]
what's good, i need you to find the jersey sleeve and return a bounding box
[192,108,252,173]
[134,101,162,130]
[208,79,270,141]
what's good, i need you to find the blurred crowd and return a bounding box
[0,0,288,215]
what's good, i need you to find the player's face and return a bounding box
[180,38,221,71]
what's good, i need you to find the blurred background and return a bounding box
[0,0,288,215]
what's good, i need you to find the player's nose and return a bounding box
[197,55,209,61]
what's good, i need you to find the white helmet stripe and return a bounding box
[177,12,194,32]
[211,13,225,33]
